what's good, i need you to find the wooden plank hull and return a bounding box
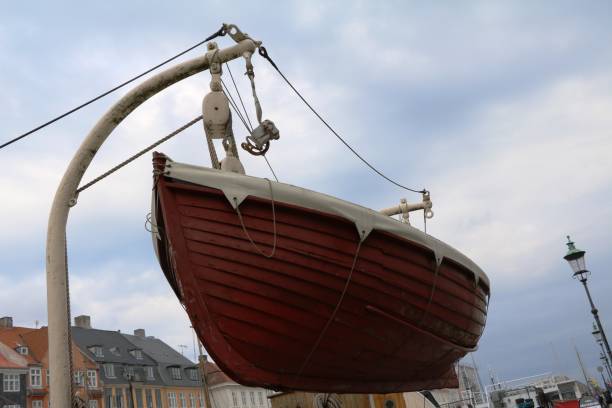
[152,154,489,393]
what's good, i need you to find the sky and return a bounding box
[2,0,612,390]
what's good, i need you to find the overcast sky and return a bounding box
[2,0,612,390]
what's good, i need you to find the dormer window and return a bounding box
[16,346,28,355]
[110,347,121,356]
[169,366,182,380]
[145,366,155,380]
[88,346,103,357]
[130,349,143,360]
[124,366,135,379]
[188,369,198,381]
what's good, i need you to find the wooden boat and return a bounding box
[151,152,490,393]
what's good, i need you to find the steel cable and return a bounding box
[258,46,428,195]
[1,26,225,151]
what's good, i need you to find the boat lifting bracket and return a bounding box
[379,191,434,225]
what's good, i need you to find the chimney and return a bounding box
[134,329,146,338]
[0,316,13,328]
[74,315,91,329]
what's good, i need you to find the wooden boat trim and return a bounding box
[365,305,477,353]
[155,158,489,289]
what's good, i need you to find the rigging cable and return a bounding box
[221,75,279,182]
[76,115,202,195]
[257,46,427,195]
[225,62,253,130]
[0,26,226,151]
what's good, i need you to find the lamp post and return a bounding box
[600,352,612,386]
[593,323,612,383]
[598,366,607,392]
[564,236,612,367]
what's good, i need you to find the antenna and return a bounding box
[178,344,188,356]
[191,326,197,362]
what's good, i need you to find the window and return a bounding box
[241,391,247,406]
[30,367,42,388]
[3,373,20,392]
[33,401,43,408]
[16,345,28,355]
[146,389,153,408]
[46,369,50,386]
[250,391,255,405]
[232,391,238,407]
[104,363,116,378]
[110,347,121,356]
[155,389,162,408]
[130,349,143,360]
[145,366,154,380]
[258,392,263,405]
[74,370,84,385]
[124,366,134,379]
[87,370,98,387]
[188,369,198,381]
[190,393,196,408]
[179,393,187,408]
[168,392,178,408]
[170,367,182,380]
[89,401,99,408]
[115,389,124,408]
[89,346,104,357]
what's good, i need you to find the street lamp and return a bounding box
[564,236,612,370]
[600,352,612,386]
[593,323,612,382]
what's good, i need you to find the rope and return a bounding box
[293,239,363,384]
[76,115,202,194]
[419,260,442,325]
[0,26,225,151]
[263,155,279,182]
[221,79,252,132]
[225,62,253,130]
[257,46,428,195]
[233,178,277,258]
[314,394,342,408]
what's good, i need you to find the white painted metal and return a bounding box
[379,193,434,220]
[46,32,259,407]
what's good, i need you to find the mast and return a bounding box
[45,24,260,407]
[574,345,593,395]
[197,340,214,408]
[470,353,486,403]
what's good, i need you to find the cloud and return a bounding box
[3,0,612,385]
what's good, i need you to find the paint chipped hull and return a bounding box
[151,153,489,393]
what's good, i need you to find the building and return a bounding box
[488,374,589,408]
[0,316,105,408]
[21,326,104,408]
[1,314,275,408]
[457,363,486,406]
[0,338,28,408]
[269,391,462,408]
[201,359,272,408]
[122,330,205,408]
[71,316,166,408]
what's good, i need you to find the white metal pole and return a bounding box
[46,36,259,408]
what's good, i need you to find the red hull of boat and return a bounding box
[152,154,489,393]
